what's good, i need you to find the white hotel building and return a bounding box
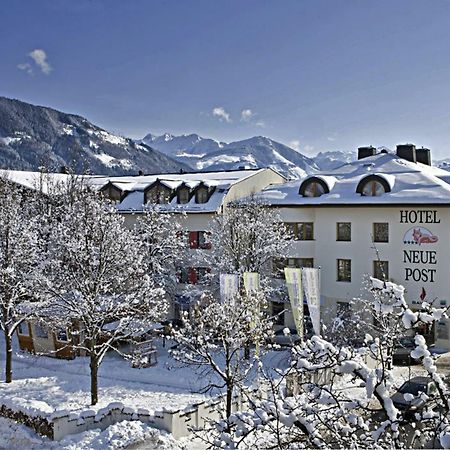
[259,144,450,348]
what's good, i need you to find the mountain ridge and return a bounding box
[0,97,191,175]
[143,132,319,179]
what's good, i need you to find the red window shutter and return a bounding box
[189,231,198,249]
[188,268,198,284]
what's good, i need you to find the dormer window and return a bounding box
[196,186,209,204]
[146,185,173,204]
[356,175,391,197]
[100,182,123,202]
[178,187,190,204]
[299,177,330,197]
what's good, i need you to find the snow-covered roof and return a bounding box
[91,168,269,213]
[0,168,268,213]
[0,169,72,194]
[257,153,450,206]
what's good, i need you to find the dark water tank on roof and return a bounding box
[396,144,417,163]
[357,146,377,160]
[416,148,431,166]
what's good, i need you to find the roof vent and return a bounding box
[396,144,416,163]
[357,146,376,160]
[416,147,431,166]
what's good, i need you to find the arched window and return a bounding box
[356,175,391,197]
[299,177,329,197]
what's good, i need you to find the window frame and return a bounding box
[373,260,389,281]
[34,324,49,339]
[337,258,351,282]
[298,222,314,240]
[373,222,389,243]
[336,222,351,242]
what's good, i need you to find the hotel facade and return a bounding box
[260,144,450,348]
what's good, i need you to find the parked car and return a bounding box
[391,376,437,413]
[274,328,300,346]
[393,336,420,365]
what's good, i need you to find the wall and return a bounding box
[277,205,450,348]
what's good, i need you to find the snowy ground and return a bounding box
[0,336,289,448]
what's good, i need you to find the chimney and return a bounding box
[138,170,144,176]
[357,146,377,160]
[396,144,416,163]
[416,147,431,166]
[60,165,69,174]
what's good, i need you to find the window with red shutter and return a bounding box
[189,231,198,249]
[188,267,198,284]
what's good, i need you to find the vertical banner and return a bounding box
[284,267,303,339]
[219,274,240,302]
[302,267,321,336]
[243,272,261,357]
[243,272,260,294]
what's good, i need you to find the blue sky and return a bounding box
[2,0,450,158]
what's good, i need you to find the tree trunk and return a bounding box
[5,331,12,383]
[226,381,233,428]
[90,352,99,405]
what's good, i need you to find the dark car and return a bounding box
[393,336,420,365]
[391,376,437,413]
[274,328,300,346]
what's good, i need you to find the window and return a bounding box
[336,302,351,321]
[373,223,389,243]
[178,188,190,204]
[373,260,389,281]
[146,186,172,204]
[284,223,297,239]
[299,177,329,197]
[189,231,211,249]
[272,257,314,278]
[196,267,211,285]
[337,259,351,282]
[34,324,48,339]
[56,328,69,342]
[272,302,285,326]
[177,267,189,284]
[298,222,314,240]
[17,322,30,336]
[336,222,351,241]
[356,175,391,197]
[196,187,209,204]
[178,267,210,285]
[288,257,314,268]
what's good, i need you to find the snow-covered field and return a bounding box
[0,337,289,448]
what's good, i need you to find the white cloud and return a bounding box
[18,49,52,75]
[255,120,265,128]
[29,49,52,74]
[17,63,33,75]
[240,109,254,122]
[327,136,336,142]
[289,140,301,151]
[212,106,232,123]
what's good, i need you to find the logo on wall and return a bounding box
[403,227,439,245]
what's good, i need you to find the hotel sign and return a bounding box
[400,210,439,283]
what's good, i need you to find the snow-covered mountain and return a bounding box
[0,97,190,175]
[313,150,355,171]
[143,133,319,179]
